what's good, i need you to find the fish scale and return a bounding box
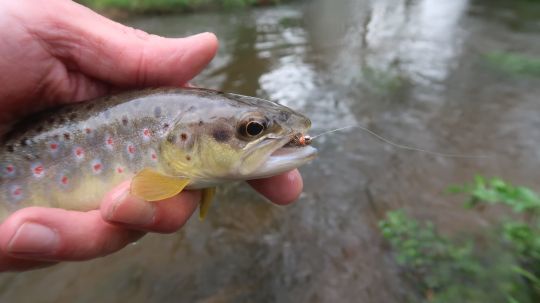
[0,88,316,221]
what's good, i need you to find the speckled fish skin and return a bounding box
[0,88,315,220]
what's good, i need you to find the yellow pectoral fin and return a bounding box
[199,187,216,221]
[131,169,190,201]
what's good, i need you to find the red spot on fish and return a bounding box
[75,147,84,158]
[50,143,58,150]
[117,167,124,174]
[85,128,92,134]
[12,187,22,196]
[151,153,157,160]
[106,136,114,147]
[6,165,14,173]
[61,176,68,185]
[143,128,151,137]
[128,145,136,154]
[90,159,103,174]
[33,165,44,177]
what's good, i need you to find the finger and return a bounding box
[0,207,144,263]
[101,181,200,233]
[28,1,218,90]
[248,169,304,205]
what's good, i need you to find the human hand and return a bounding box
[0,0,303,271]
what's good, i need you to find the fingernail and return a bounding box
[106,191,155,226]
[7,223,59,255]
[187,32,215,40]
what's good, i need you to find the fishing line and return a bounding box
[309,125,358,140]
[311,124,490,159]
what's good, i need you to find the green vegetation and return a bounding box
[356,65,411,101]
[475,0,540,28]
[484,51,540,77]
[379,176,540,303]
[77,0,285,14]
[361,66,408,95]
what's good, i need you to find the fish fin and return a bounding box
[199,187,216,221]
[131,168,190,201]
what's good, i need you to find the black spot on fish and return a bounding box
[186,155,191,161]
[53,134,60,140]
[85,104,94,111]
[163,123,170,129]
[6,145,14,152]
[24,154,34,161]
[199,120,204,126]
[154,107,162,118]
[122,116,128,126]
[278,111,290,122]
[212,128,231,142]
[64,133,71,140]
[180,133,188,141]
[167,134,177,144]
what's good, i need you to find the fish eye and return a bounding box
[246,121,264,136]
[239,120,266,138]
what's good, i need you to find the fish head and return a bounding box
[161,92,317,182]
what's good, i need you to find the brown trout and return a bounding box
[0,88,316,221]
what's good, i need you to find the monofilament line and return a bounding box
[312,124,489,159]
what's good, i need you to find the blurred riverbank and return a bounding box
[77,0,292,16]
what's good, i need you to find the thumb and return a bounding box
[32,1,218,87]
[76,31,219,87]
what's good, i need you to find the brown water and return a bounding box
[2,0,540,302]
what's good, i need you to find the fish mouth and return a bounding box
[247,136,317,179]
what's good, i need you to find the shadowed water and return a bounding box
[2,0,540,302]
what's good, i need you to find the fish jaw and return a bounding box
[247,145,317,179]
[234,135,317,179]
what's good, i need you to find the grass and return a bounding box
[484,51,540,78]
[379,176,540,303]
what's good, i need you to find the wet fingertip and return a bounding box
[283,169,304,203]
[288,169,303,185]
[180,32,218,51]
[196,32,219,47]
[249,170,304,205]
